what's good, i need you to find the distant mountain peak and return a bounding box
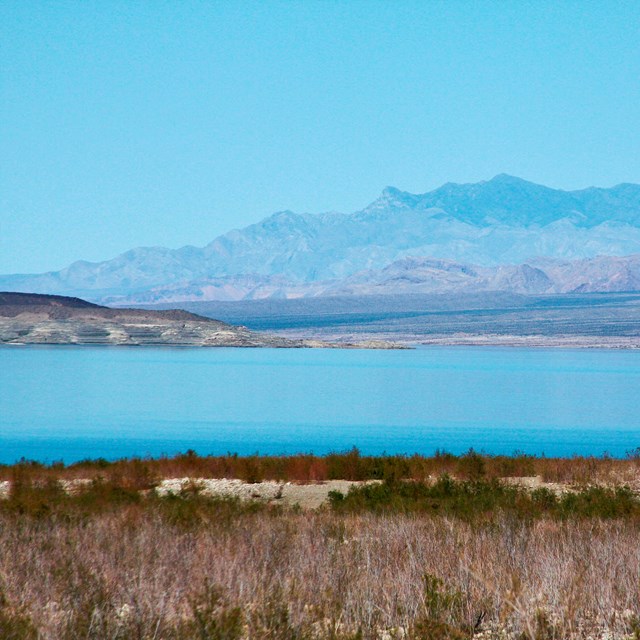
[379,186,415,204]
[265,209,299,221]
[364,186,422,213]
[487,173,531,185]
[4,175,640,300]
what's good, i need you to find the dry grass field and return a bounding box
[1,451,640,639]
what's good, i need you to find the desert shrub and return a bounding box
[530,488,557,510]
[326,448,366,481]
[494,453,537,478]
[4,450,640,486]
[175,582,243,640]
[625,615,640,640]
[238,455,264,484]
[557,485,637,519]
[455,449,486,480]
[519,609,563,640]
[327,490,346,507]
[412,574,468,640]
[329,476,640,521]
[108,457,159,490]
[329,475,520,520]
[68,457,110,471]
[0,590,37,640]
[155,493,271,530]
[247,589,307,640]
[6,474,65,518]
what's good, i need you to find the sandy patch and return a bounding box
[154,478,379,508]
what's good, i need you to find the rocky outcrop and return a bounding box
[0,292,402,348]
[0,292,305,347]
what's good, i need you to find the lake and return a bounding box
[1,345,640,463]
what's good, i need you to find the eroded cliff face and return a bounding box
[0,317,304,347]
[0,292,300,347]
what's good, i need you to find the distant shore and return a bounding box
[273,328,640,349]
[144,291,640,350]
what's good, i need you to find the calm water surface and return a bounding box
[1,345,640,462]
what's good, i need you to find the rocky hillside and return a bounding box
[0,292,302,347]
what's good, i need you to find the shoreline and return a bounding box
[271,328,640,349]
[4,332,640,349]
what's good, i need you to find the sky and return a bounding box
[1,1,640,273]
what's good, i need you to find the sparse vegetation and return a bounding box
[4,447,640,486]
[328,475,640,521]
[1,451,640,638]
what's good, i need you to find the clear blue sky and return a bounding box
[1,1,639,273]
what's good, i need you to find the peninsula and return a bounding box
[0,292,397,348]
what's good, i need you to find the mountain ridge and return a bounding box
[97,254,640,305]
[4,175,640,301]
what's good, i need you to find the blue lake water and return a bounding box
[1,345,640,463]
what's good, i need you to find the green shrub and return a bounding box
[329,476,640,521]
[412,574,468,640]
[456,449,486,480]
[185,582,243,640]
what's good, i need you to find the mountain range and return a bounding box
[94,254,640,304]
[5,174,640,303]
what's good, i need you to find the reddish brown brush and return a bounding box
[2,449,639,487]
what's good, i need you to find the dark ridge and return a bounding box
[0,291,102,308]
[0,291,227,325]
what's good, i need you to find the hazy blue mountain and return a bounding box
[3,175,640,300]
[100,254,640,305]
[378,174,640,227]
[323,254,640,297]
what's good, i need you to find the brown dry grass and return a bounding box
[0,495,639,638]
[2,453,640,639]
